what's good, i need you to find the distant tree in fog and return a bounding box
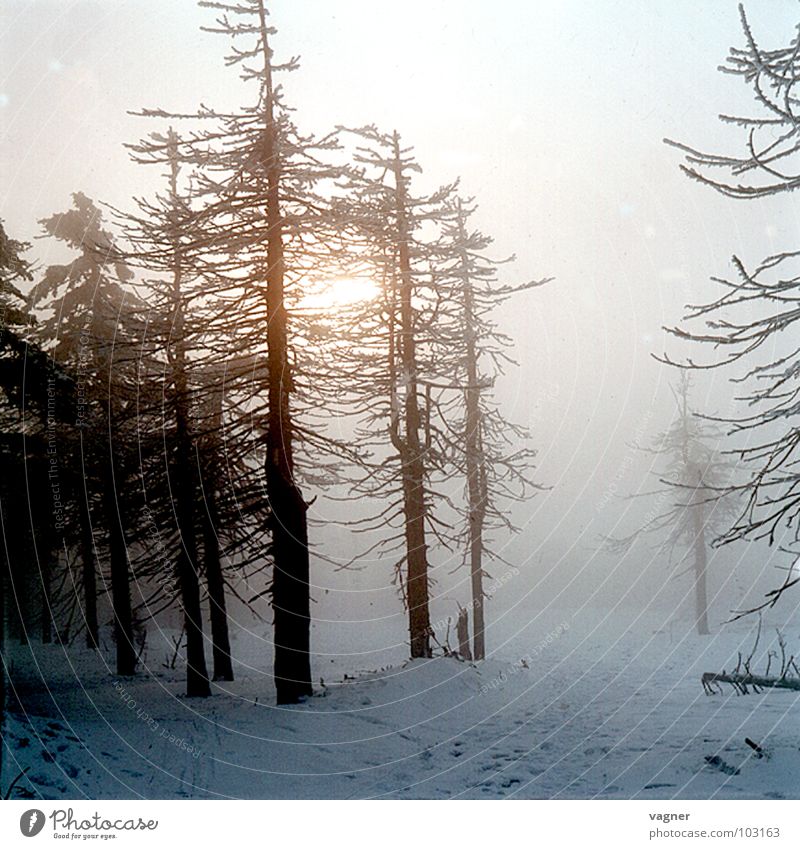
[0,221,34,333]
[606,374,735,634]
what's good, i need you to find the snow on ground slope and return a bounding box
[2,608,799,799]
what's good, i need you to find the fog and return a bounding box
[3,0,799,662]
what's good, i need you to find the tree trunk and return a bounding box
[39,554,51,644]
[165,130,211,698]
[456,608,472,661]
[257,3,312,703]
[173,431,211,697]
[104,478,136,676]
[202,495,233,682]
[268,474,312,703]
[77,487,99,649]
[198,372,233,682]
[401,450,431,659]
[391,132,432,660]
[176,549,210,696]
[469,528,486,660]
[456,200,488,660]
[692,491,710,636]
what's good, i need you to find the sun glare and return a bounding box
[299,277,379,311]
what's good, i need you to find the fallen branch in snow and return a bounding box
[702,671,800,695]
[702,626,800,694]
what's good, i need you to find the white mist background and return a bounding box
[2,0,799,667]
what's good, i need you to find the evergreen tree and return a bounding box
[32,193,140,674]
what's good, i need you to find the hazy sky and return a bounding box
[2,1,799,653]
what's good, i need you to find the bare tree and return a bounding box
[116,132,214,696]
[664,4,800,610]
[435,197,547,658]
[332,126,459,659]
[115,126,276,686]
[132,0,343,702]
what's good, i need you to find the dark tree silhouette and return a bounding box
[1,220,36,780]
[116,132,213,696]
[132,0,343,702]
[1,220,76,783]
[32,194,140,676]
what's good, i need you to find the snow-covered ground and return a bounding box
[3,607,799,800]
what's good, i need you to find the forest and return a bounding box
[2,0,800,802]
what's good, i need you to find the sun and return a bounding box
[298,277,379,312]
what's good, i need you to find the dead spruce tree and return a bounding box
[664,4,800,611]
[434,197,547,658]
[606,373,735,634]
[332,127,460,658]
[134,0,342,702]
[116,127,274,686]
[113,130,215,696]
